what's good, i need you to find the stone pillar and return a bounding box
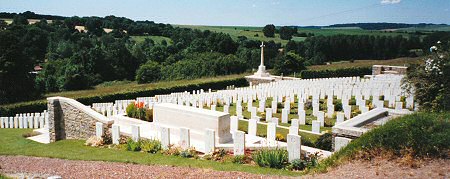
[265,108,272,122]
[298,110,306,125]
[267,122,276,144]
[281,109,289,123]
[317,111,325,127]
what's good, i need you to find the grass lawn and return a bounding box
[307,57,422,71]
[0,129,302,176]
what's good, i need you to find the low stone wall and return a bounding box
[372,65,407,75]
[47,97,114,142]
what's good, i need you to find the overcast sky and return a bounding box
[0,0,449,26]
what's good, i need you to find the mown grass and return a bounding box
[0,129,302,176]
[307,57,422,71]
[309,112,450,174]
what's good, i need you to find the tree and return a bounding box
[279,26,297,40]
[12,15,28,25]
[273,51,306,76]
[263,24,275,38]
[136,61,161,83]
[0,20,7,30]
[404,42,450,112]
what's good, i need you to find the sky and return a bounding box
[0,0,449,26]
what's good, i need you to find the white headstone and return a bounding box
[210,105,216,111]
[223,105,229,114]
[289,119,299,135]
[0,117,4,128]
[95,122,104,138]
[281,109,289,123]
[230,116,238,133]
[250,107,257,118]
[248,118,257,136]
[204,129,215,154]
[14,117,18,128]
[271,117,279,126]
[298,102,304,111]
[233,131,245,155]
[271,101,277,113]
[287,134,301,162]
[265,108,272,122]
[317,111,325,127]
[334,137,352,152]
[267,122,276,144]
[179,127,190,149]
[112,124,120,145]
[4,117,9,128]
[312,120,320,133]
[160,127,170,150]
[298,110,306,125]
[9,117,13,128]
[327,105,334,118]
[395,102,403,112]
[336,112,344,124]
[131,125,140,142]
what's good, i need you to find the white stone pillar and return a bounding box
[267,122,276,144]
[271,117,279,126]
[289,119,299,135]
[204,129,215,154]
[265,108,272,122]
[287,134,301,162]
[271,101,277,113]
[298,110,306,125]
[233,131,245,156]
[250,107,257,119]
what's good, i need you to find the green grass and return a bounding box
[307,57,422,71]
[0,129,302,176]
[310,112,450,174]
[131,35,173,45]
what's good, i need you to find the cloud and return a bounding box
[381,0,401,4]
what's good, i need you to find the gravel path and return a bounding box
[0,155,288,179]
[1,155,448,178]
[304,157,449,179]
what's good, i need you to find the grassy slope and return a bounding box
[307,57,422,71]
[311,112,450,174]
[0,129,300,176]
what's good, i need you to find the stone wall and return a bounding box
[47,97,114,142]
[372,65,408,75]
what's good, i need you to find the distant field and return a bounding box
[131,35,173,45]
[174,25,421,45]
[307,57,422,71]
[397,25,450,32]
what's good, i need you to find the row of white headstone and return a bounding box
[0,111,49,129]
[96,122,302,162]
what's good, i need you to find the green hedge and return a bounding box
[0,78,248,116]
[301,67,372,79]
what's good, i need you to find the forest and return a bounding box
[1,11,449,104]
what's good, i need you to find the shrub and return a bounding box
[140,139,162,153]
[289,159,307,170]
[162,144,182,156]
[135,61,161,84]
[252,148,288,169]
[275,133,285,141]
[232,155,247,164]
[315,133,333,151]
[126,138,141,151]
[203,149,228,161]
[334,100,343,111]
[102,129,112,145]
[180,148,197,158]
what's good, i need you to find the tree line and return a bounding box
[1,11,449,104]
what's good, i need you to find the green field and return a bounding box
[307,57,422,71]
[174,25,418,45]
[0,129,300,176]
